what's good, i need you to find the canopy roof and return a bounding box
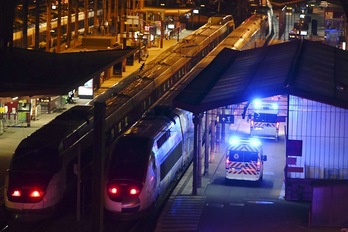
[0,47,135,97]
[173,39,348,114]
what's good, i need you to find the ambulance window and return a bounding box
[253,113,277,123]
[228,151,258,162]
[243,152,258,162]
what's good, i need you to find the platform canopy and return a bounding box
[173,39,348,114]
[0,48,135,97]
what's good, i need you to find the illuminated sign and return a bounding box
[78,79,93,98]
[217,114,234,124]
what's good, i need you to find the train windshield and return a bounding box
[108,136,152,182]
[253,113,277,123]
[228,150,258,162]
[10,149,60,173]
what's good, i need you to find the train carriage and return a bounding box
[105,106,194,214]
[4,105,94,218]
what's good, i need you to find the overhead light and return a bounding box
[12,97,18,100]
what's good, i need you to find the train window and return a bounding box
[110,128,115,140]
[109,136,151,182]
[160,144,182,181]
[125,116,128,127]
[118,121,122,133]
[174,72,178,81]
[147,97,151,107]
[157,130,171,148]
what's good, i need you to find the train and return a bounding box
[13,10,98,48]
[103,5,274,216]
[104,105,194,215]
[4,15,235,220]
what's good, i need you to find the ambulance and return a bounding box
[250,99,279,140]
[225,137,267,182]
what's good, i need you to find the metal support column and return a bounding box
[192,113,203,195]
[92,101,106,232]
[204,111,210,175]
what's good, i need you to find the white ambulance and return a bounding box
[225,137,267,182]
[250,99,279,140]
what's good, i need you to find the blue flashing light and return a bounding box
[271,103,278,110]
[229,136,240,146]
[250,138,261,147]
[253,99,262,109]
[229,136,261,147]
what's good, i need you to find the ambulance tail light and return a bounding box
[226,156,231,165]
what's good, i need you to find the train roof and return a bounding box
[173,40,348,114]
[124,106,183,139]
[15,105,93,151]
[124,116,174,139]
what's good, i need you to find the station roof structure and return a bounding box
[173,39,348,114]
[0,47,135,98]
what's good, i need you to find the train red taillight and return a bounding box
[107,181,142,202]
[29,190,44,199]
[10,190,22,197]
[109,187,118,194]
[7,187,45,203]
[129,188,139,195]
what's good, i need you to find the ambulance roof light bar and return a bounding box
[252,98,278,110]
[228,136,261,147]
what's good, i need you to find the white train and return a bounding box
[104,105,194,215]
[104,6,274,216]
[4,15,235,220]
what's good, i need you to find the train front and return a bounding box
[4,143,63,220]
[105,135,156,216]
